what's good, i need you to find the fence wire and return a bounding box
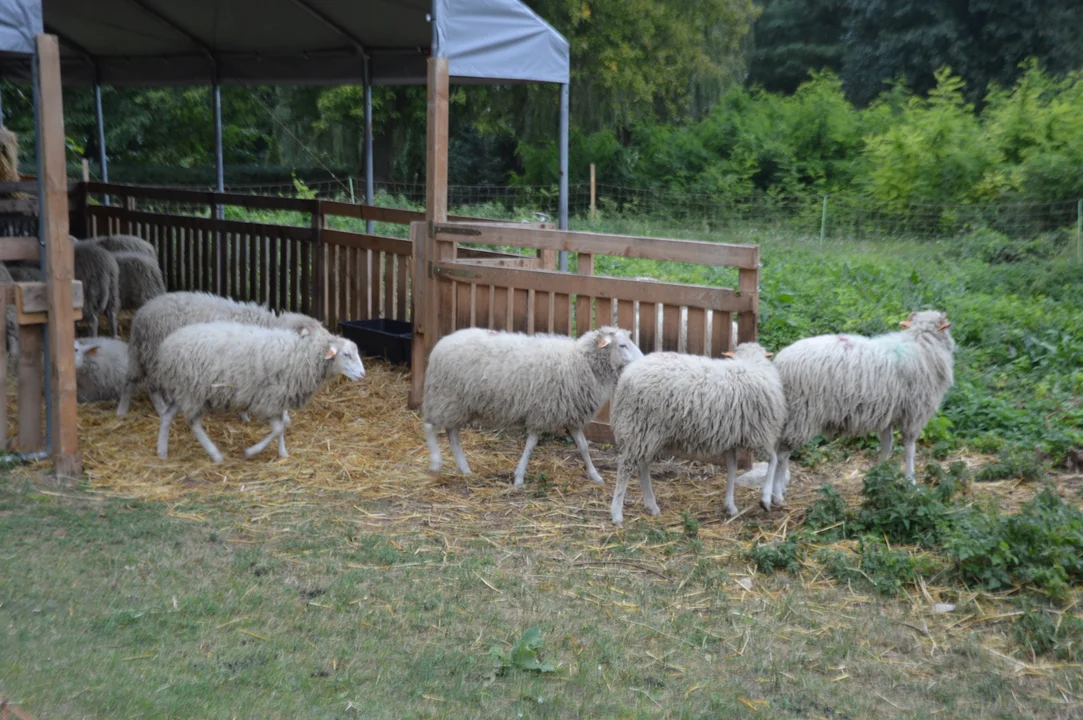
[85,171,1083,244]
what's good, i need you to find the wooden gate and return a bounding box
[409,220,760,443]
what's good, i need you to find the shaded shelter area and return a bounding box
[0,0,572,232]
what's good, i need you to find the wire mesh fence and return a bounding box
[83,171,1083,247]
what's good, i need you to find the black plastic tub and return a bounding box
[339,319,413,366]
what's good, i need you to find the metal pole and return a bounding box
[589,163,596,220]
[95,83,109,205]
[364,64,374,234]
[213,81,224,197]
[820,194,828,244]
[558,83,569,271]
[31,50,52,454]
[0,84,4,125]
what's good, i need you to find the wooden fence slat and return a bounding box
[17,325,44,451]
[492,286,509,331]
[553,293,570,335]
[269,235,281,311]
[639,302,657,353]
[526,289,535,334]
[383,252,395,322]
[533,291,550,334]
[512,288,529,333]
[368,249,380,320]
[249,232,260,303]
[711,310,732,358]
[396,254,408,321]
[301,234,313,317]
[617,299,635,337]
[595,297,615,327]
[357,248,370,320]
[662,304,680,351]
[686,307,707,355]
[455,281,472,331]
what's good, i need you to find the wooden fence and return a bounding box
[78,183,546,329]
[411,220,760,443]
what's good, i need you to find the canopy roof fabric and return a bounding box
[0,0,40,56]
[0,0,569,86]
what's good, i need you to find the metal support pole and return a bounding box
[819,194,828,244]
[31,51,52,454]
[558,83,569,272]
[364,68,374,235]
[95,83,108,205]
[213,81,224,197]
[0,84,4,126]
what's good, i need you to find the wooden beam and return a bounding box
[0,237,41,262]
[426,57,450,226]
[13,281,84,324]
[434,224,761,269]
[16,324,44,452]
[36,34,81,478]
[431,263,753,313]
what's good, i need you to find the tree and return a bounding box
[746,0,847,94]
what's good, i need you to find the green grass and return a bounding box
[2,474,1079,719]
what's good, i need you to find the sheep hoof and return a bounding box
[211,455,225,464]
[428,464,441,474]
[588,473,604,484]
[760,500,772,513]
[726,505,739,518]
[646,503,661,517]
[513,477,525,488]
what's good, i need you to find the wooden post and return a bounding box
[36,34,80,477]
[311,198,326,323]
[81,159,89,182]
[0,293,5,450]
[589,163,596,220]
[408,57,451,409]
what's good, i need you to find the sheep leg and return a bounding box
[244,417,286,459]
[87,313,99,338]
[116,382,134,417]
[188,416,225,464]
[760,450,780,513]
[879,428,894,461]
[639,466,660,516]
[903,435,918,484]
[239,412,252,423]
[718,449,740,516]
[447,427,471,475]
[156,404,178,459]
[424,423,443,473]
[773,452,791,505]
[571,427,604,484]
[110,311,118,339]
[149,391,167,416]
[277,433,289,459]
[610,458,635,526]
[513,433,540,487]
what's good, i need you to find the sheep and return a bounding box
[154,322,364,463]
[766,310,956,508]
[0,262,16,360]
[117,291,325,417]
[6,263,41,282]
[82,234,157,260]
[609,343,786,526]
[73,242,120,338]
[74,337,129,403]
[423,325,643,487]
[113,251,165,311]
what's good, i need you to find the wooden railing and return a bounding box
[78,182,548,328]
[410,220,760,443]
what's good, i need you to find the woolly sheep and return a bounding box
[113,251,165,310]
[74,337,129,403]
[6,263,41,282]
[609,343,786,526]
[82,234,157,259]
[117,291,325,416]
[154,322,364,463]
[73,242,120,338]
[423,326,644,487]
[766,310,955,507]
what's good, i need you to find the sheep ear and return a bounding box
[299,327,311,337]
[596,336,612,349]
[86,346,100,356]
[723,351,735,358]
[764,351,774,358]
[324,346,338,360]
[939,321,951,331]
[899,320,912,328]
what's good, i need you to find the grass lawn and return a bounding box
[2,469,1080,720]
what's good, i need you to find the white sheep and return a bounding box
[74,337,129,403]
[6,263,41,282]
[113,251,165,310]
[423,326,643,486]
[73,242,120,337]
[766,310,956,507]
[117,291,324,416]
[609,343,786,525]
[154,322,364,463]
[82,234,157,259]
